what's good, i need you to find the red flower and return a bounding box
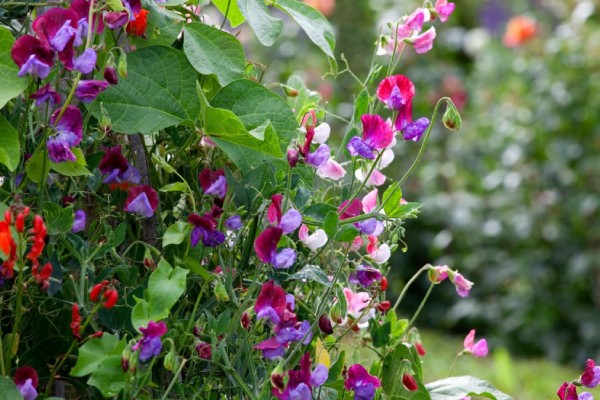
[103,289,119,309]
[126,9,149,37]
[0,221,12,256]
[32,262,52,291]
[402,372,418,391]
[71,304,82,339]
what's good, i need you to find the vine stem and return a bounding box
[338,151,384,216]
[160,359,188,400]
[400,278,436,340]
[392,264,430,312]
[6,231,26,371]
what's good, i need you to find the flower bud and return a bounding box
[214,282,229,302]
[104,66,119,85]
[241,311,251,330]
[402,372,418,391]
[442,99,462,131]
[415,342,426,356]
[90,282,105,302]
[117,54,128,78]
[270,361,286,392]
[381,276,388,291]
[3,210,11,224]
[196,341,212,360]
[376,301,391,313]
[318,315,334,335]
[164,343,178,372]
[282,84,299,97]
[15,213,25,233]
[330,303,343,324]
[102,289,118,309]
[287,148,299,167]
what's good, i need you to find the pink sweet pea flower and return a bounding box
[344,364,381,400]
[463,329,488,357]
[366,236,390,264]
[434,0,455,23]
[347,114,394,159]
[124,185,158,217]
[405,7,430,31]
[362,189,378,213]
[313,122,331,144]
[451,272,473,297]
[428,265,450,283]
[377,75,415,131]
[299,224,328,251]
[411,27,437,54]
[581,359,600,388]
[316,159,346,180]
[343,287,375,328]
[255,280,287,324]
[557,382,579,400]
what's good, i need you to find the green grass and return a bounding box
[418,330,598,399]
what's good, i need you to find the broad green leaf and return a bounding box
[163,221,190,247]
[372,321,391,348]
[51,148,91,177]
[183,22,246,86]
[382,344,429,399]
[382,182,402,216]
[334,225,359,242]
[71,334,126,377]
[183,255,213,281]
[303,203,337,221]
[237,0,282,46]
[427,376,512,400]
[211,0,246,27]
[288,265,331,287]
[132,0,183,48]
[388,202,422,219]
[0,27,28,109]
[211,79,298,149]
[0,113,20,171]
[248,119,272,140]
[160,182,188,192]
[43,203,74,235]
[87,355,126,397]
[25,146,50,184]
[93,46,200,134]
[274,0,337,69]
[287,75,322,119]
[325,350,345,384]
[0,376,23,400]
[354,89,370,121]
[323,211,339,238]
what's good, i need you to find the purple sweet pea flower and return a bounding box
[11,35,54,79]
[344,364,381,400]
[71,209,86,233]
[581,359,600,388]
[579,392,594,400]
[272,353,327,400]
[104,11,130,29]
[48,106,83,163]
[133,321,167,361]
[98,146,141,186]
[267,195,301,234]
[32,8,80,69]
[199,169,227,198]
[254,227,297,269]
[30,84,61,106]
[124,185,158,218]
[14,367,38,400]
[254,336,286,359]
[349,265,383,288]
[347,115,394,159]
[49,20,77,52]
[70,0,105,34]
[275,320,312,345]
[402,117,430,142]
[75,80,108,103]
[123,0,142,17]
[255,280,287,324]
[73,48,97,73]
[452,272,473,297]
[188,213,225,247]
[225,215,243,230]
[356,218,383,236]
[306,144,330,168]
[463,329,488,357]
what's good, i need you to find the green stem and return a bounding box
[160,359,187,400]
[401,278,436,340]
[397,97,450,186]
[392,265,429,312]
[338,151,384,216]
[7,232,26,370]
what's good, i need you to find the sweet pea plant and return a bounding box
[0,0,520,399]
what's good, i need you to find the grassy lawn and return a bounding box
[418,330,598,399]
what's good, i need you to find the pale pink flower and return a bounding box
[317,159,346,180]
[342,287,376,328]
[452,272,473,297]
[362,189,378,213]
[367,236,391,264]
[313,122,331,144]
[434,0,455,23]
[463,329,488,357]
[412,27,436,54]
[299,224,328,251]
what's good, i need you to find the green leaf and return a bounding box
[87,355,127,397]
[160,182,188,192]
[287,75,322,119]
[274,0,336,70]
[211,0,246,27]
[151,154,176,173]
[382,344,429,399]
[354,89,370,121]
[163,221,190,247]
[237,0,282,46]
[132,0,183,48]
[372,321,391,348]
[183,255,214,281]
[325,350,345,384]
[25,146,50,184]
[0,27,28,109]
[0,113,20,171]
[71,333,126,377]
[388,202,422,219]
[334,225,359,242]
[323,211,339,238]
[382,182,402,216]
[0,376,23,400]
[427,376,512,400]
[303,203,337,221]
[183,22,246,86]
[43,203,74,235]
[51,148,91,176]
[211,79,298,149]
[288,265,331,287]
[92,46,200,134]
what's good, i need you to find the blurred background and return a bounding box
[222,0,600,396]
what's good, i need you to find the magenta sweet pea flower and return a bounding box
[133,321,167,361]
[73,48,97,73]
[347,115,394,159]
[267,195,301,234]
[71,209,86,233]
[254,227,297,269]
[70,0,105,34]
[30,84,61,106]
[123,0,143,18]
[124,185,158,217]
[349,265,383,288]
[272,353,328,400]
[255,280,287,324]
[434,0,455,22]
[98,146,141,186]
[75,80,108,103]
[344,364,381,400]
[14,367,39,400]
[188,213,225,247]
[557,382,579,400]
[47,105,83,163]
[104,11,129,29]
[452,272,473,297]
[254,336,287,359]
[11,35,54,79]
[32,8,80,69]
[463,329,488,357]
[199,168,227,198]
[338,198,363,220]
[377,75,415,130]
[581,359,600,388]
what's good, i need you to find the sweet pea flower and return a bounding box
[362,189,378,213]
[316,158,346,180]
[347,114,394,159]
[32,8,80,69]
[451,272,474,297]
[133,321,167,361]
[123,0,143,18]
[14,367,38,400]
[313,122,331,143]
[366,236,391,264]
[254,227,296,269]
[225,215,243,230]
[267,195,301,234]
[463,329,488,357]
[405,8,430,31]
[75,80,108,103]
[557,382,579,400]
[30,84,61,106]
[275,320,312,345]
[355,168,387,187]
[306,144,330,168]
[581,359,600,388]
[254,336,287,359]
[104,11,129,29]
[73,48,97,73]
[402,117,430,142]
[70,0,105,34]
[47,105,83,163]
[411,27,437,54]
[255,280,287,325]
[434,0,455,22]
[124,185,158,217]
[344,364,381,400]
[273,353,328,400]
[377,75,415,131]
[71,209,86,233]
[343,287,376,328]
[199,168,227,198]
[98,146,141,188]
[349,265,383,288]
[11,35,54,78]
[188,213,225,247]
[298,224,328,251]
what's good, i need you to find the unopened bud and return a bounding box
[376,300,391,313]
[330,303,342,324]
[282,84,299,97]
[214,282,229,302]
[104,66,119,85]
[415,342,426,356]
[380,276,388,291]
[196,341,212,360]
[99,104,111,131]
[318,315,333,335]
[270,362,285,392]
[164,344,178,372]
[15,213,25,233]
[442,99,462,131]
[241,311,251,330]
[402,372,418,391]
[287,148,299,167]
[117,54,128,78]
